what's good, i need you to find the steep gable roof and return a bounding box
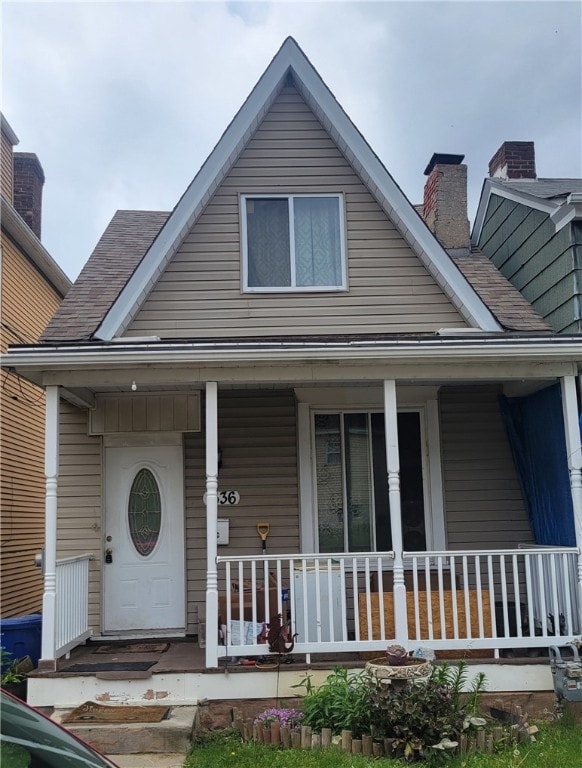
[42,210,548,341]
[93,37,500,340]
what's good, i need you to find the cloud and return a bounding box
[2,1,580,279]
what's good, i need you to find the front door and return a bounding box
[103,442,185,634]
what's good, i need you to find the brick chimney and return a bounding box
[422,153,470,250]
[13,152,45,239]
[488,141,536,180]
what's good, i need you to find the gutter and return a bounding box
[3,335,581,370]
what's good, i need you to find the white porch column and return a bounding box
[561,375,582,615]
[40,386,59,666]
[384,380,408,643]
[205,382,219,668]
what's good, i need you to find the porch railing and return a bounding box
[55,553,92,658]
[215,547,581,659]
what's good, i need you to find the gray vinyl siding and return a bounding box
[185,389,299,634]
[57,402,103,631]
[128,85,466,338]
[439,385,533,549]
[478,195,581,333]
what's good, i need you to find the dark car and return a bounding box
[0,689,119,767]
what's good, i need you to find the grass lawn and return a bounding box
[184,721,582,768]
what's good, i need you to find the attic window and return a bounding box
[241,194,346,291]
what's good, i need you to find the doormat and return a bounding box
[62,701,169,725]
[93,642,169,654]
[60,661,156,673]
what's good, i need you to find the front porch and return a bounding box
[10,340,579,685]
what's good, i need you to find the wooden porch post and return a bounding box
[384,380,408,643]
[205,381,219,668]
[560,375,582,615]
[40,385,59,668]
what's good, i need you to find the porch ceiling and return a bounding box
[67,378,557,398]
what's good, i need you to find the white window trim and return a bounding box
[240,193,347,292]
[297,390,446,555]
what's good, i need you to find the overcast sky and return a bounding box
[3,1,581,280]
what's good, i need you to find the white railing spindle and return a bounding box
[55,554,92,658]
[214,547,578,658]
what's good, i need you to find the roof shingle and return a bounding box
[495,178,582,200]
[42,210,169,341]
[451,248,551,332]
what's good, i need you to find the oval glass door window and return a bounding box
[128,468,162,556]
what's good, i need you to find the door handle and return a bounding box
[105,548,113,564]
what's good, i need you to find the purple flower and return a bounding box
[254,708,303,730]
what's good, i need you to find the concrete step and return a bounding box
[52,705,196,755]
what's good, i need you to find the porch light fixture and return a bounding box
[131,381,137,391]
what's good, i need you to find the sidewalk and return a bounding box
[108,754,185,767]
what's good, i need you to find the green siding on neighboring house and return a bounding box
[478,195,581,333]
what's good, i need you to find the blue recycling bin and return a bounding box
[0,614,42,669]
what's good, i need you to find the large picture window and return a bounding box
[314,411,426,553]
[242,194,346,291]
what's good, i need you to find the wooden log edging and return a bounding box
[242,717,525,757]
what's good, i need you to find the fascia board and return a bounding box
[96,43,298,341]
[1,196,71,296]
[471,179,494,245]
[1,114,19,146]
[550,201,582,231]
[96,38,501,340]
[3,338,581,371]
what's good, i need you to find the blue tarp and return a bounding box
[499,383,576,546]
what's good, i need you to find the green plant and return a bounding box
[293,666,373,738]
[368,678,463,760]
[0,649,26,686]
[430,660,487,717]
[368,662,488,762]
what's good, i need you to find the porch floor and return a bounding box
[34,636,551,679]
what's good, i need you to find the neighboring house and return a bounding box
[473,141,582,334]
[0,114,71,618]
[2,40,581,706]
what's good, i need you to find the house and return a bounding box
[2,39,581,708]
[473,141,582,334]
[0,115,71,620]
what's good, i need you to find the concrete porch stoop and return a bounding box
[51,705,197,756]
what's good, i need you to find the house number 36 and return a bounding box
[203,491,240,505]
